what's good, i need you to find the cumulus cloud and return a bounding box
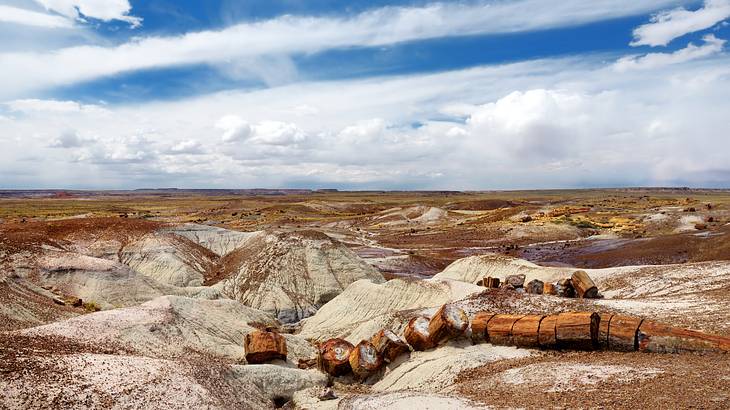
[167,139,205,154]
[0,0,686,97]
[33,0,141,28]
[3,54,730,188]
[631,0,730,47]
[615,34,726,71]
[0,5,73,28]
[48,130,97,148]
[216,115,252,142]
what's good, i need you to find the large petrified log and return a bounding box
[555,312,600,350]
[538,314,559,349]
[637,321,730,354]
[404,316,434,351]
[571,271,599,299]
[244,330,287,364]
[512,315,545,348]
[486,314,524,346]
[428,304,469,345]
[318,338,354,376]
[607,315,643,352]
[371,329,410,363]
[471,312,495,343]
[349,341,384,380]
[598,313,614,350]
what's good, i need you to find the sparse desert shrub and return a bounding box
[83,301,101,313]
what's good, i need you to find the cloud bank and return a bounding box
[631,0,730,46]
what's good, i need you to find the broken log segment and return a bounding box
[349,341,384,380]
[638,321,730,354]
[525,279,544,295]
[486,314,524,346]
[471,312,495,343]
[608,315,643,352]
[505,274,526,288]
[318,338,354,376]
[244,330,288,364]
[512,315,545,348]
[556,279,575,298]
[538,314,559,349]
[598,313,614,350]
[404,316,435,351]
[484,277,500,288]
[428,304,469,345]
[543,283,557,295]
[371,329,410,363]
[571,271,598,299]
[555,312,600,350]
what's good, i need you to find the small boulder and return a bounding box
[525,279,544,295]
[505,274,526,288]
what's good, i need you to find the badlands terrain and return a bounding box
[2,188,730,409]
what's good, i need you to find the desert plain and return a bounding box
[2,188,730,409]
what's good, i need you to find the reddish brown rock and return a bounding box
[244,330,287,364]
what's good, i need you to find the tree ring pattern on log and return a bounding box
[405,316,434,351]
[318,338,354,377]
[428,304,469,345]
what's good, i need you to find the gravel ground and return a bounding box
[456,350,730,409]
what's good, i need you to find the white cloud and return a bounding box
[250,121,306,146]
[3,54,730,188]
[0,5,73,28]
[48,130,89,148]
[631,0,730,47]
[6,98,108,114]
[0,0,688,97]
[33,0,141,28]
[216,115,251,142]
[615,34,725,71]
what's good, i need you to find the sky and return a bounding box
[1,0,729,190]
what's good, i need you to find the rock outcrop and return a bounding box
[299,278,482,343]
[213,230,384,322]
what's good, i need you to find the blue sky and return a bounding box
[1,0,730,189]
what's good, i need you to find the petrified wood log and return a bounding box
[607,315,643,352]
[555,312,600,350]
[404,316,434,351]
[543,282,557,295]
[538,314,559,349]
[525,279,544,295]
[318,338,354,376]
[512,315,545,348]
[428,304,469,345]
[556,279,575,298]
[571,271,598,299]
[471,312,495,343]
[486,314,524,346]
[349,341,384,380]
[598,313,614,350]
[244,330,287,364]
[371,329,410,363]
[505,274,526,288]
[637,321,730,354]
[484,277,500,288]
